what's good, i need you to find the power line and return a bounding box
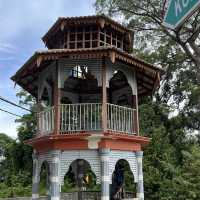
[0,95,32,112]
[0,108,22,118]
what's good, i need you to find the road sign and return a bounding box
[163,0,200,29]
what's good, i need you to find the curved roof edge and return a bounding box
[42,15,134,43]
[11,47,163,97]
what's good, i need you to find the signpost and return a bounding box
[163,0,200,29]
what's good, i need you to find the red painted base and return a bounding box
[26,132,150,153]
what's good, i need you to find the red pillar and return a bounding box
[102,57,107,132]
[54,62,61,135]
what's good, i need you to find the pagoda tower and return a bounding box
[12,15,161,200]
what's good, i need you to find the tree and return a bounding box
[176,145,200,200]
[95,1,200,199]
[95,0,200,133]
[0,133,14,183]
[0,133,13,158]
[0,90,36,197]
[95,0,200,75]
[10,90,36,174]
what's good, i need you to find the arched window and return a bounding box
[109,70,133,107]
[41,87,50,107]
[70,65,88,79]
[39,161,50,197]
[111,159,136,199]
[62,159,99,192]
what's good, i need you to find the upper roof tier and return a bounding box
[11,15,163,98]
[42,15,134,53]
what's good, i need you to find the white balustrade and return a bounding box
[107,103,135,134]
[60,103,102,133]
[37,103,135,135]
[37,106,55,135]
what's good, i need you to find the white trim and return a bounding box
[50,176,60,183]
[102,175,110,182]
[137,192,144,198]
[32,194,39,198]
[87,137,101,149]
[138,174,143,181]
[32,176,39,184]
[101,155,109,162]
[101,196,110,200]
[137,157,143,164]
[51,197,60,200]
[52,157,59,163]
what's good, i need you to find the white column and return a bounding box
[32,152,40,200]
[50,150,61,200]
[136,151,144,200]
[100,148,110,200]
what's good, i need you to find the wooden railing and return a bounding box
[37,103,136,135]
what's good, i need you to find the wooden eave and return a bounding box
[11,47,163,97]
[42,15,134,44]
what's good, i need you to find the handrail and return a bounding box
[60,103,102,133]
[37,103,136,135]
[107,103,135,134]
[107,103,136,111]
[37,106,55,135]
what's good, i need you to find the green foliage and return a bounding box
[61,167,100,192]
[176,145,200,200]
[95,1,200,198]
[0,133,13,156]
[0,91,36,197]
[0,175,31,198]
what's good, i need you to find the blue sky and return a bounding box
[0,0,95,138]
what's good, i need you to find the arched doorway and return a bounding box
[108,71,134,133]
[62,66,100,104]
[109,70,133,107]
[39,87,51,108]
[39,161,50,198]
[111,159,136,200]
[61,159,100,200]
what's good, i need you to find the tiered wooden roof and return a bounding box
[11,15,163,98]
[12,46,162,97]
[42,15,133,45]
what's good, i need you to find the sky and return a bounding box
[0,0,95,138]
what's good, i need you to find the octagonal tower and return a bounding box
[12,15,161,200]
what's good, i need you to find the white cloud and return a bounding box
[0,42,17,54]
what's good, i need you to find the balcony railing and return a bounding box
[37,103,136,135]
[107,103,134,134]
[60,103,102,133]
[38,106,55,135]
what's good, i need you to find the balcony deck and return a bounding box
[37,103,136,136]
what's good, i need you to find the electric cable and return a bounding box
[0,95,32,112]
[0,108,22,118]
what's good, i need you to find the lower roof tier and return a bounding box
[12,46,163,97]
